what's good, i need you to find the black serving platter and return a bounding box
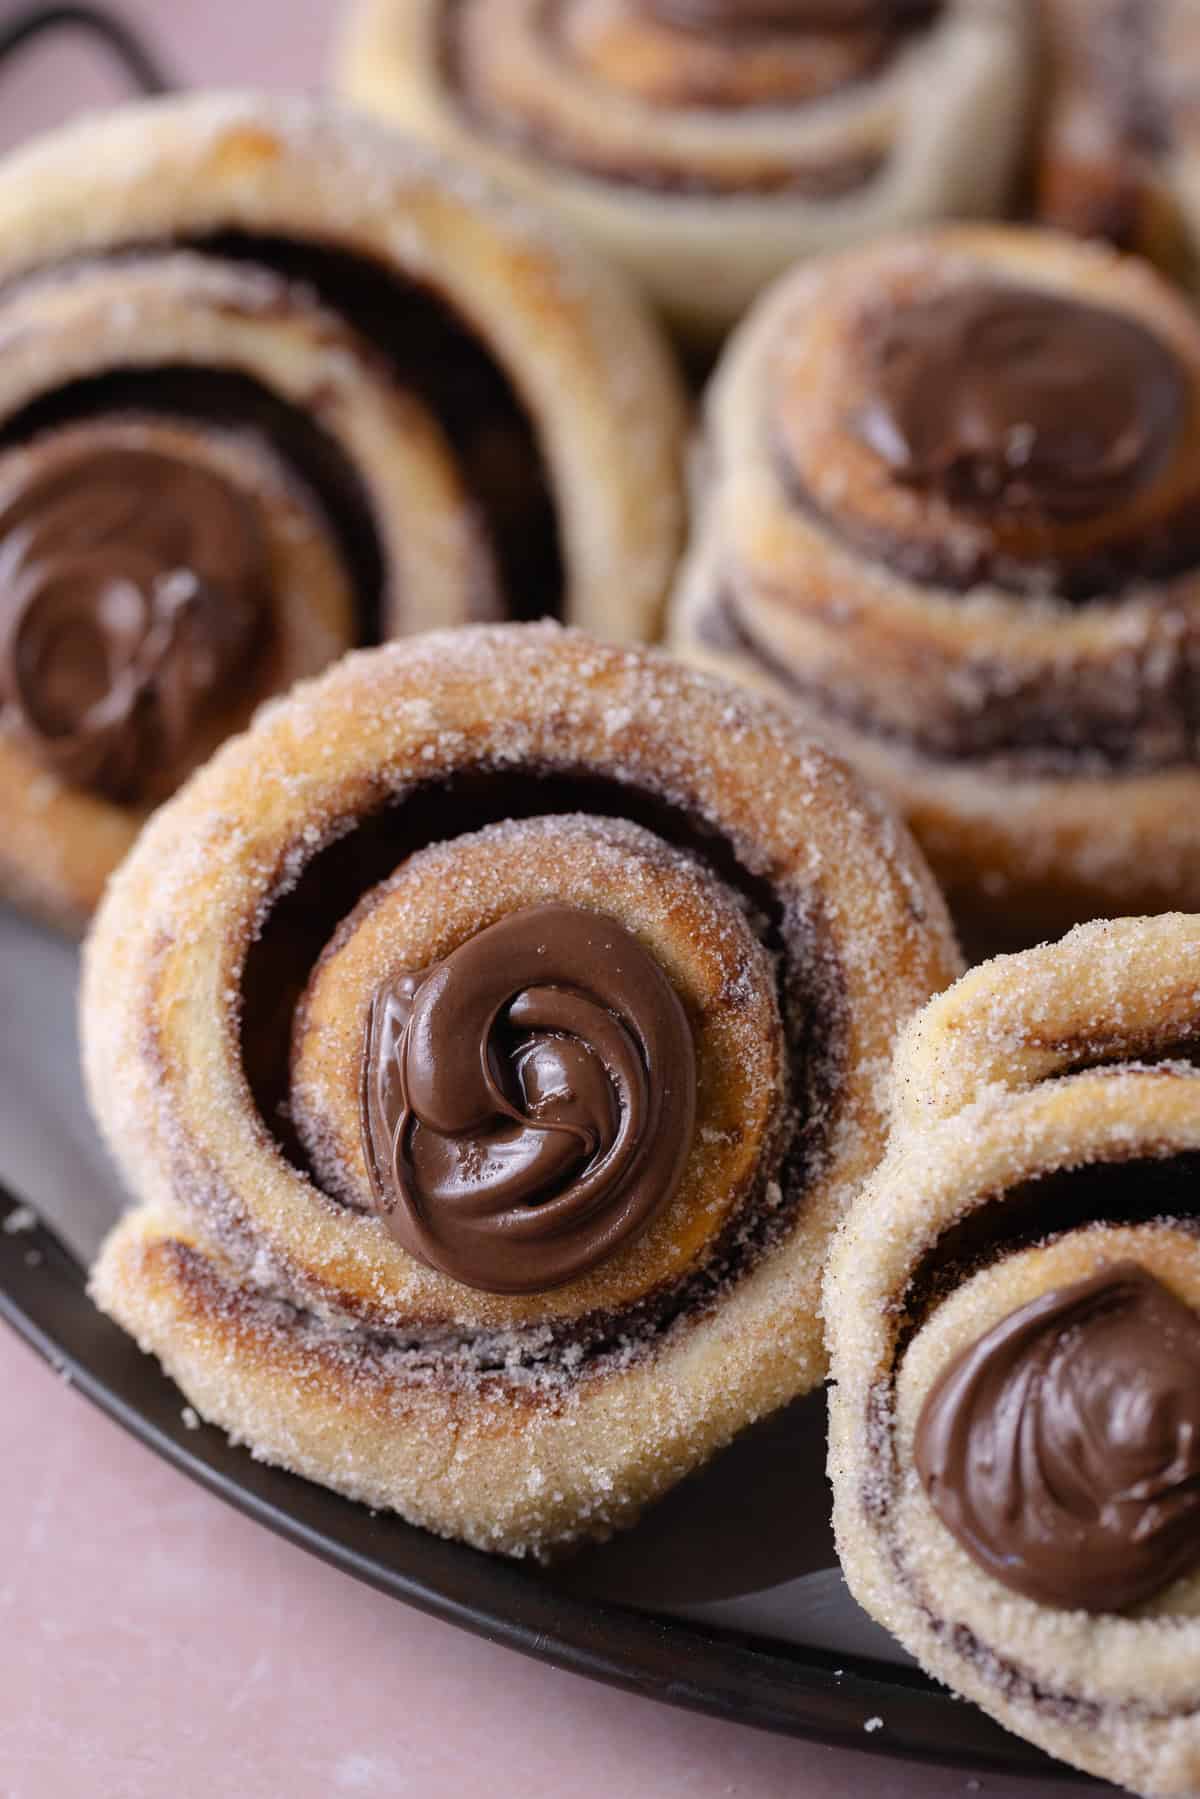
[0,1183,1094,1785]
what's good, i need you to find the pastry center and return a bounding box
[361,902,698,1294]
[856,283,1188,519]
[0,438,267,803]
[915,1262,1200,1612]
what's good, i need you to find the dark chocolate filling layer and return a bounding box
[0,233,565,627]
[192,234,563,620]
[703,588,1200,777]
[440,0,897,198]
[238,767,847,1377]
[896,1150,1200,1363]
[0,365,387,641]
[771,420,1200,603]
[865,1148,1200,1724]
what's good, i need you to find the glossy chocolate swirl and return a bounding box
[642,0,935,29]
[0,441,267,803]
[362,903,698,1294]
[857,284,1188,520]
[915,1263,1200,1613]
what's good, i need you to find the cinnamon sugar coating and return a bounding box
[672,226,1200,937]
[85,623,958,1556]
[826,916,1200,1796]
[337,0,1032,340]
[0,91,686,932]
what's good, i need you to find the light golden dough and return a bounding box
[337,0,1033,341]
[672,226,1200,937]
[86,623,959,1557]
[827,916,1200,1796]
[0,92,687,931]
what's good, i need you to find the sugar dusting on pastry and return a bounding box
[83,622,958,1557]
[826,916,1200,1795]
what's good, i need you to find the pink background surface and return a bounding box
[0,5,1112,1795]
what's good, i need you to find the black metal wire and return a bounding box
[0,3,173,96]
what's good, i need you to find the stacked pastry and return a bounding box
[0,91,686,930]
[337,0,1034,339]
[84,624,959,1556]
[672,225,1200,937]
[827,916,1200,1796]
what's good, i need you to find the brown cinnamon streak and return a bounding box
[642,0,935,29]
[915,1263,1200,1613]
[0,438,266,802]
[362,904,698,1294]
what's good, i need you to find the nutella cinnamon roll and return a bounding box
[672,226,1200,937]
[826,914,1200,1796]
[84,623,959,1557]
[1037,0,1200,282]
[0,92,686,932]
[336,0,1033,340]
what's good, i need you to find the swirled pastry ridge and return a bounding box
[826,916,1200,1795]
[672,225,1200,936]
[0,91,686,931]
[85,623,959,1556]
[337,0,1033,339]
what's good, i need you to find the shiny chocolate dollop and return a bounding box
[642,0,933,28]
[857,284,1187,519]
[915,1263,1200,1613]
[361,903,698,1294]
[0,442,267,803]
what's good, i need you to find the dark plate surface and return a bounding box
[0,1185,1092,1784]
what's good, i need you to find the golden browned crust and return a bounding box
[337,0,1033,340]
[671,226,1200,936]
[826,916,1200,1796]
[0,91,687,932]
[85,622,960,1556]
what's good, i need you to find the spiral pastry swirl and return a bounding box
[0,92,685,931]
[84,623,957,1557]
[672,226,1200,938]
[337,0,1032,339]
[826,915,1200,1795]
[1037,0,1200,283]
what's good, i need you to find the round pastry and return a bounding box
[826,914,1200,1797]
[84,622,959,1558]
[0,90,687,931]
[336,0,1034,342]
[1036,0,1200,282]
[671,225,1200,938]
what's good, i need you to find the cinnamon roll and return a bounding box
[826,914,1200,1796]
[672,225,1200,937]
[84,623,959,1557]
[336,0,1034,341]
[1036,0,1200,281]
[0,91,686,931]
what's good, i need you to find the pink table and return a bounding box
[0,6,1110,1793]
[0,1328,1084,1798]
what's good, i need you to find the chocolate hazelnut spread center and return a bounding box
[857,284,1188,519]
[0,437,267,803]
[361,903,698,1294]
[915,1262,1200,1613]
